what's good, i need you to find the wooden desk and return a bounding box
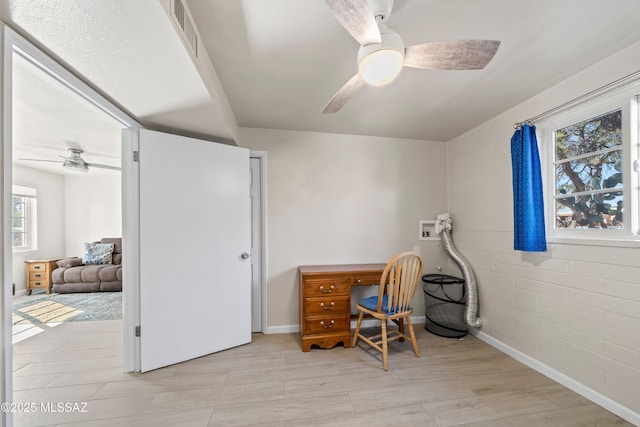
[299,263,386,352]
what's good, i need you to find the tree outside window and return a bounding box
[554,109,623,229]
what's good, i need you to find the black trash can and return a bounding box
[422,274,468,338]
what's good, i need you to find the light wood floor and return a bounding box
[12,320,632,426]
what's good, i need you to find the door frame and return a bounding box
[1,25,141,416]
[1,24,269,379]
[250,151,268,333]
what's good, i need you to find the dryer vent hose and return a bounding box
[438,216,483,328]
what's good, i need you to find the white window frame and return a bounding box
[11,184,37,252]
[539,84,640,242]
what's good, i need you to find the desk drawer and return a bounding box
[304,315,349,335]
[28,262,48,273]
[304,296,349,316]
[351,273,383,286]
[303,278,349,297]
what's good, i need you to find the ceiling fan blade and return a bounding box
[325,0,381,46]
[18,158,63,163]
[321,73,366,114]
[404,40,501,70]
[86,162,121,171]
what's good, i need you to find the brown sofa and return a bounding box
[51,238,122,293]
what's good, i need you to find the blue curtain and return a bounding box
[511,124,547,252]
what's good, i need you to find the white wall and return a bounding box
[447,40,640,421]
[64,172,121,256]
[238,128,450,331]
[11,165,65,294]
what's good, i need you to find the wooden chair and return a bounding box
[352,252,423,370]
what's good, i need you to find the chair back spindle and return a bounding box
[380,252,422,316]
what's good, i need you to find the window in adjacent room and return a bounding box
[12,185,37,251]
[540,85,640,239]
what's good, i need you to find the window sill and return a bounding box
[546,237,640,248]
[12,248,36,254]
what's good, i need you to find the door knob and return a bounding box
[241,252,250,260]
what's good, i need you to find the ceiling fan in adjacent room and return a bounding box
[321,0,501,113]
[19,148,121,173]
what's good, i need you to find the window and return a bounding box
[540,85,640,240]
[554,109,623,229]
[12,195,28,249]
[12,185,37,251]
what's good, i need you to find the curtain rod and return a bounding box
[513,68,640,129]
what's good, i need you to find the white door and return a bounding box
[137,129,251,372]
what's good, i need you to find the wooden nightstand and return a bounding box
[24,258,64,295]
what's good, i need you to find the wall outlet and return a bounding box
[413,246,420,255]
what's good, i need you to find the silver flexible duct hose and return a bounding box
[440,228,483,328]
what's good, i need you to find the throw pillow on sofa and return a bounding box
[83,242,114,265]
[57,257,84,268]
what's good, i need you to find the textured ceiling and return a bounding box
[2,0,237,176]
[3,0,237,144]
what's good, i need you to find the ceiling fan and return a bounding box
[19,148,120,172]
[321,0,501,114]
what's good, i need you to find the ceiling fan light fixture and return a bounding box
[62,159,89,173]
[357,24,404,86]
[358,48,404,86]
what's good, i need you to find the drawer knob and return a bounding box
[319,285,335,294]
[35,274,42,278]
[35,282,41,285]
[320,320,335,329]
[34,266,41,269]
[320,302,335,310]
[356,279,362,284]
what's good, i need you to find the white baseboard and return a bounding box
[264,315,426,335]
[472,330,640,426]
[264,324,298,334]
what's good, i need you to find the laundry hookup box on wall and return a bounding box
[419,220,438,241]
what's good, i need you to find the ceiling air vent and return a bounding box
[171,0,199,59]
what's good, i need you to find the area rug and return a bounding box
[12,292,122,325]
